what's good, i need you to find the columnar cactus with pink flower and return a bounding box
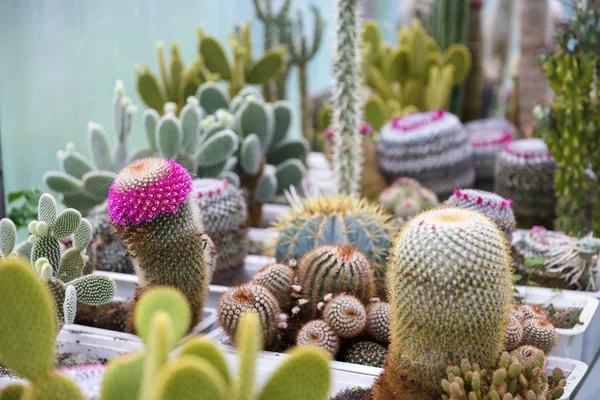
[107,157,216,332]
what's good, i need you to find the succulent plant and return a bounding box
[366,300,390,344]
[273,195,393,282]
[107,158,215,333]
[494,139,556,224]
[217,283,282,349]
[43,81,137,214]
[464,118,516,183]
[330,0,364,196]
[361,20,471,129]
[323,294,367,339]
[296,319,340,356]
[513,304,549,322]
[512,227,600,291]
[504,314,524,352]
[376,110,475,197]
[295,245,375,317]
[441,348,566,400]
[374,207,513,396]
[192,178,249,276]
[522,318,559,355]
[378,177,439,224]
[251,262,295,310]
[444,189,516,243]
[343,341,388,368]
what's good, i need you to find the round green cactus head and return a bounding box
[387,206,513,392]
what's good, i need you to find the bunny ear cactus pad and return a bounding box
[134,287,191,344]
[108,158,214,332]
[378,207,513,396]
[0,218,17,258]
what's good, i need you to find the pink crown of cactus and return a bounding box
[391,110,446,132]
[503,141,554,161]
[453,189,513,209]
[323,122,372,139]
[192,178,229,199]
[108,158,192,226]
[469,131,512,149]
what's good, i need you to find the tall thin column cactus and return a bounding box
[331,0,363,196]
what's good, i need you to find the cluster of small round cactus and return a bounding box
[296,319,340,355]
[343,341,388,368]
[251,263,296,309]
[378,177,439,224]
[366,299,390,344]
[323,294,367,339]
[505,304,559,354]
[444,189,516,243]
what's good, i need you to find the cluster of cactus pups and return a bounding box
[0,261,332,400]
[378,177,439,225]
[217,245,392,368]
[506,304,559,355]
[0,193,115,331]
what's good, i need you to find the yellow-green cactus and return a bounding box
[362,19,471,129]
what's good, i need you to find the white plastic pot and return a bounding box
[307,152,331,171]
[515,285,599,362]
[206,328,587,400]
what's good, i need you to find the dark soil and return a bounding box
[75,301,130,333]
[0,353,106,380]
[543,304,583,329]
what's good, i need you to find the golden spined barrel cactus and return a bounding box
[323,294,367,339]
[273,195,393,282]
[296,245,375,317]
[251,262,295,310]
[379,207,513,396]
[296,319,340,356]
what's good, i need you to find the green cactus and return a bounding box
[366,300,390,344]
[274,195,393,284]
[251,262,295,309]
[441,348,566,400]
[199,21,286,99]
[296,319,340,356]
[374,207,513,397]
[43,80,139,214]
[295,245,375,317]
[343,341,388,368]
[378,177,440,225]
[107,158,215,333]
[0,258,86,400]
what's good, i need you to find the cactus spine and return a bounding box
[331,0,363,196]
[323,294,367,339]
[107,158,215,332]
[296,319,340,355]
[374,207,513,396]
[344,341,388,368]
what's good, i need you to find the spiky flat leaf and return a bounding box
[88,123,113,171]
[134,288,191,344]
[0,219,16,256]
[154,356,227,400]
[61,152,94,180]
[57,248,85,283]
[27,373,85,400]
[15,240,33,259]
[157,116,183,159]
[232,312,261,400]
[38,194,58,227]
[234,100,273,151]
[275,159,306,195]
[175,153,196,174]
[70,274,115,305]
[136,66,166,112]
[254,171,277,203]
[219,171,240,187]
[199,36,232,80]
[63,284,77,325]
[73,219,92,251]
[271,101,292,148]
[246,50,284,84]
[31,236,61,275]
[240,134,261,175]
[266,139,307,165]
[54,209,82,239]
[196,83,230,115]
[62,192,103,214]
[100,352,144,400]
[0,383,27,400]
[43,172,84,194]
[180,337,231,383]
[143,109,160,151]
[443,44,472,84]
[180,102,203,152]
[196,130,239,166]
[82,171,117,200]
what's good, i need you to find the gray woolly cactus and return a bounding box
[195,82,308,227]
[192,178,249,276]
[374,207,513,397]
[296,319,340,355]
[330,0,364,196]
[251,262,295,310]
[323,294,367,339]
[343,341,388,368]
[378,177,439,224]
[494,139,556,224]
[522,318,559,354]
[296,245,375,317]
[464,118,516,185]
[21,193,116,330]
[217,283,282,348]
[444,189,516,243]
[366,299,390,344]
[376,110,475,197]
[107,158,215,333]
[43,80,137,214]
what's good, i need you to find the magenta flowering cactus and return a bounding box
[107,157,216,333]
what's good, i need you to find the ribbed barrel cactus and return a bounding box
[107,158,215,332]
[376,110,475,197]
[374,207,513,397]
[192,178,248,277]
[344,341,388,368]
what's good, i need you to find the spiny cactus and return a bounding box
[199,21,286,99]
[514,304,549,322]
[504,314,524,352]
[43,81,138,214]
[366,300,390,344]
[464,118,515,184]
[323,294,367,339]
[361,20,471,129]
[444,189,516,243]
[378,177,439,225]
[296,245,375,317]
[441,348,566,400]
[330,0,363,196]
[377,110,475,197]
[0,258,85,399]
[374,207,513,396]
[196,82,307,227]
[343,341,388,368]
[192,178,249,276]
[274,195,393,282]
[296,319,340,356]
[494,139,556,224]
[512,227,600,291]
[217,283,282,349]
[107,158,214,333]
[522,318,559,355]
[251,262,295,310]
